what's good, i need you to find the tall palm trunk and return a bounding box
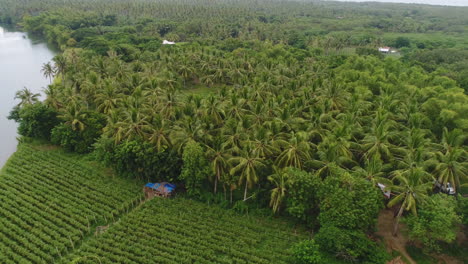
[393,205,404,236]
[214,168,219,194]
[223,184,227,200]
[243,180,248,201]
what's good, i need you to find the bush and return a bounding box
[94,138,181,182]
[394,36,411,48]
[403,194,461,253]
[315,224,390,263]
[9,103,59,140]
[318,173,383,231]
[285,168,322,226]
[457,195,468,226]
[51,111,105,153]
[291,240,323,264]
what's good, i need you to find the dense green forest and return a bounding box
[1,0,467,263]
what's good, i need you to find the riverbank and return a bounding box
[0,25,54,167]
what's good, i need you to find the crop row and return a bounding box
[0,144,142,263]
[62,198,307,264]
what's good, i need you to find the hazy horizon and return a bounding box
[329,0,468,6]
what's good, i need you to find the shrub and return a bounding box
[9,103,59,140]
[403,194,461,253]
[51,111,105,153]
[291,240,323,264]
[315,224,390,263]
[318,173,383,231]
[94,138,181,182]
[285,168,322,226]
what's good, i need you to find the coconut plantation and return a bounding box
[0,0,467,263]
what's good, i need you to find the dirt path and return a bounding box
[376,209,416,264]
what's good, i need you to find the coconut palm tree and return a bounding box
[205,137,231,194]
[59,105,87,131]
[43,86,62,109]
[275,132,312,169]
[361,110,398,161]
[268,166,290,213]
[41,62,56,84]
[388,167,433,236]
[53,55,67,83]
[433,147,467,193]
[95,80,121,114]
[147,115,172,152]
[14,87,40,107]
[115,107,150,141]
[229,149,266,201]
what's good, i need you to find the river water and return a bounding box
[0,26,55,168]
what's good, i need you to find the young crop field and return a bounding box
[0,143,142,263]
[0,143,307,263]
[62,198,308,264]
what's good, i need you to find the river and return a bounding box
[0,26,55,168]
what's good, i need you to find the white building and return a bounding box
[378,47,391,53]
[162,40,175,45]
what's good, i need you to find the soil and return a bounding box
[377,209,467,264]
[376,209,416,264]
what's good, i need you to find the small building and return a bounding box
[144,182,176,199]
[162,40,175,45]
[377,183,391,199]
[378,47,391,53]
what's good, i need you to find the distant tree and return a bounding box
[41,62,56,84]
[394,36,410,48]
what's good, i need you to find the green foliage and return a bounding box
[291,240,323,264]
[60,198,308,263]
[0,143,141,262]
[405,244,436,264]
[318,173,383,231]
[180,140,211,197]
[394,36,411,48]
[356,47,384,58]
[51,111,105,153]
[458,195,468,226]
[8,103,59,140]
[403,194,462,252]
[285,168,321,226]
[315,224,390,263]
[2,5,468,263]
[94,138,181,182]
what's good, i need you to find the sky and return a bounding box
[329,0,468,6]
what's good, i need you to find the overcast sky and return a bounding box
[330,0,468,6]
